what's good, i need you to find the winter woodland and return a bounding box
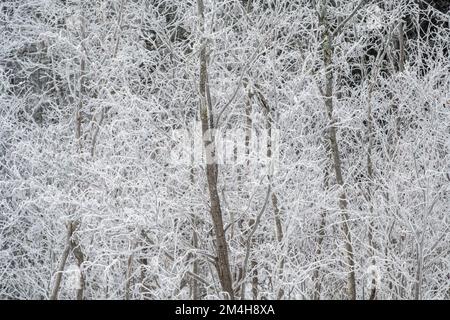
[0,0,449,300]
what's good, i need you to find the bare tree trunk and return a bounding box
[414,235,424,300]
[190,193,201,299]
[49,220,85,300]
[365,33,392,299]
[189,142,201,300]
[191,224,200,300]
[366,75,380,300]
[313,207,327,300]
[319,7,357,299]
[251,259,258,300]
[62,15,88,301]
[50,223,73,300]
[75,15,86,153]
[272,192,285,300]
[197,0,234,300]
[239,188,271,299]
[234,80,255,299]
[69,221,85,300]
[254,87,285,300]
[398,21,405,73]
[125,244,135,300]
[365,74,378,300]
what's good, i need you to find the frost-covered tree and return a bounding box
[0,0,448,300]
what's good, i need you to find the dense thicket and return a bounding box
[0,0,448,300]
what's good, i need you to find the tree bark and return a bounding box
[49,223,73,300]
[320,5,357,299]
[254,87,285,300]
[197,0,234,300]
